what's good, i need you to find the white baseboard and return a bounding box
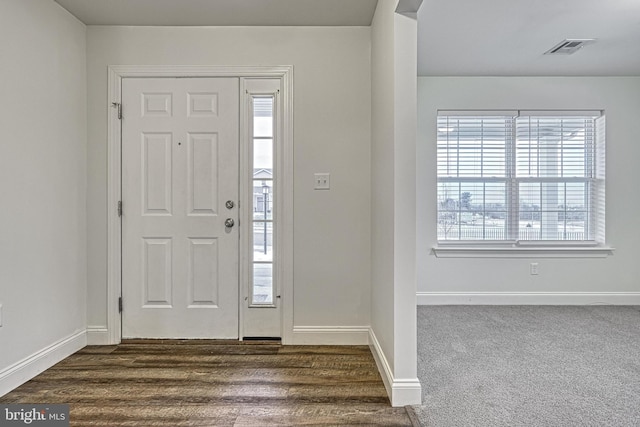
[0,330,86,397]
[290,326,370,345]
[86,327,110,345]
[368,329,422,407]
[417,292,640,305]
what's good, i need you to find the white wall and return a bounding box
[417,77,640,303]
[371,0,397,373]
[0,0,87,395]
[370,0,422,406]
[86,26,372,341]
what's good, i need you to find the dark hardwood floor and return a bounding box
[0,340,414,426]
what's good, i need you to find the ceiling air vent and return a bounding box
[544,39,596,55]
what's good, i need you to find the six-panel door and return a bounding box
[121,77,239,339]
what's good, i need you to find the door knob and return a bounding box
[225,218,235,228]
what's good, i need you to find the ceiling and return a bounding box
[53,0,379,26]
[417,0,640,76]
[54,0,640,76]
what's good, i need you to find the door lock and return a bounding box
[225,200,235,209]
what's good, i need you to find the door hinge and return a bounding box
[111,102,122,120]
[118,297,123,313]
[117,201,123,217]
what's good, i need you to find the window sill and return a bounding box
[432,244,614,259]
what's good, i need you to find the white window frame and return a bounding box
[243,85,278,308]
[433,110,613,258]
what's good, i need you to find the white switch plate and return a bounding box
[530,263,539,275]
[314,173,330,190]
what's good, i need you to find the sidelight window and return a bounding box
[250,97,275,305]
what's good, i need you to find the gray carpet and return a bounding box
[413,306,640,426]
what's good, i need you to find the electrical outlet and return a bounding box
[530,263,539,275]
[314,173,330,190]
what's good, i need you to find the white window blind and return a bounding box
[436,111,605,243]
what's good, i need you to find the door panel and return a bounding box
[188,238,219,307]
[122,77,239,339]
[143,238,172,307]
[188,133,218,215]
[142,133,172,215]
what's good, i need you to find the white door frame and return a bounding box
[106,65,294,345]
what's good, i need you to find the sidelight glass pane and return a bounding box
[253,222,273,262]
[250,95,276,307]
[253,98,273,137]
[252,263,273,305]
[253,181,274,221]
[253,139,273,171]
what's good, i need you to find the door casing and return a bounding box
[106,65,293,345]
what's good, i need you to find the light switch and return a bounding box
[314,173,330,190]
[530,263,539,275]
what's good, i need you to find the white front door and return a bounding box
[121,77,239,339]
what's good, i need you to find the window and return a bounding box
[437,111,605,245]
[251,96,275,305]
